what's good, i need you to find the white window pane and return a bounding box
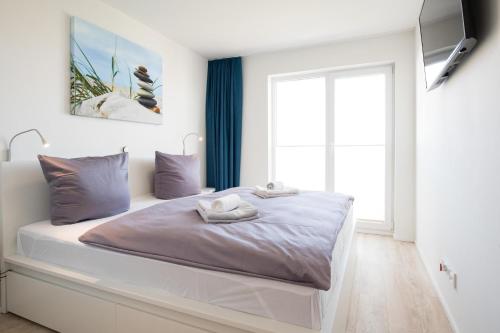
[275,147,325,191]
[334,146,385,221]
[276,77,326,146]
[334,74,386,145]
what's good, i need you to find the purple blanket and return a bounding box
[79,188,353,290]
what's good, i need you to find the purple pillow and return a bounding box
[154,151,201,199]
[38,153,130,225]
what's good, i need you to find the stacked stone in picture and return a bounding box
[134,65,160,113]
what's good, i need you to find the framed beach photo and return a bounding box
[70,17,163,124]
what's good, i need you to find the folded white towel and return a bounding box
[211,194,241,212]
[197,199,259,223]
[254,185,299,198]
[266,181,284,190]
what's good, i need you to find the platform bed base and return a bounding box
[2,232,356,333]
[0,161,357,333]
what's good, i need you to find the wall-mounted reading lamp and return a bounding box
[182,132,203,155]
[7,129,50,161]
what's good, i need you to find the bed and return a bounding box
[0,160,357,333]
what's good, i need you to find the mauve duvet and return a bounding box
[79,187,353,290]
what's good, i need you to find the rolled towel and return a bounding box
[211,194,241,212]
[266,181,284,190]
[198,200,212,212]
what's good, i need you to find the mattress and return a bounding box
[17,194,354,330]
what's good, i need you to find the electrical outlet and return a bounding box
[450,272,457,290]
[440,259,457,290]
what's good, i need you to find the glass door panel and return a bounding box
[274,77,326,190]
[332,71,389,223]
[334,146,385,221]
[275,146,325,190]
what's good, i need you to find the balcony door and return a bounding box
[270,65,393,232]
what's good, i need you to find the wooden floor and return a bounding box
[0,313,54,333]
[0,234,452,333]
[346,234,453,333]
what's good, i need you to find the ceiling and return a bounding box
[102,0,423,59]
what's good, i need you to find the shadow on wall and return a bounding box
[446,0,498,78]
[471,0,498,49]
[0,138,7,161]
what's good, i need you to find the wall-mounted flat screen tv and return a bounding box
[419,0,476,90]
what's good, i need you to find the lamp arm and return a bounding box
[7,129,48,161]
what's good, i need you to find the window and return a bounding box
[274,77,326,191]
[270,66,393,231]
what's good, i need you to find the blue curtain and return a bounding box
[206,57,243,191]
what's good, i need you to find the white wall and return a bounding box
[415,1,500,332]
[241,31,416,241]
[0,0,207,183]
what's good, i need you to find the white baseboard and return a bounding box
[355,227,394,237]
[415,243,460,333]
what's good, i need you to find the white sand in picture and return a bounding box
[75,93,162,123]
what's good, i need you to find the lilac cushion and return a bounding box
[38,153,130,225]
[154,151,201,199]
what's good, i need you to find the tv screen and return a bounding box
[419,0,476,90]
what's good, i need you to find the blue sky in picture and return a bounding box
[71,17,163,98]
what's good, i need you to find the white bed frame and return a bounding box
[0,160,357,333]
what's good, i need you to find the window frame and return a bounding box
[269,64,395,233]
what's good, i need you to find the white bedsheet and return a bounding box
[17,194,352,330]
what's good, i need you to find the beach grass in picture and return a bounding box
[70,17,163,124]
